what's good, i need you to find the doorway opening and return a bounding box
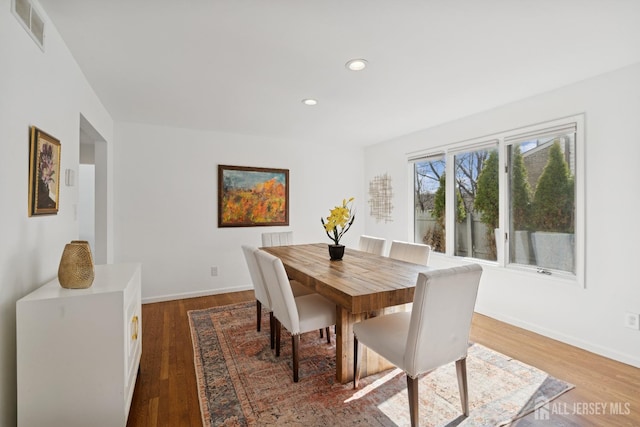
[78,115,108,264]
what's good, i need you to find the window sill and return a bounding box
[428,252,583,288]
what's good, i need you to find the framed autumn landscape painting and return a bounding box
[218,165,289,227]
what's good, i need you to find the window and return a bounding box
[453,145,498,261]
[410,116,584,285]
[506,123,577,274]
[413,154,445,252]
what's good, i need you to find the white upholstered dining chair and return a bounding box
[261,231,293,247]
[358,235,386,256]
[388,240,431,265]
[241,245,313,349]
[255,249,336,382]
[353,264,483,427]
[260,231,313,295]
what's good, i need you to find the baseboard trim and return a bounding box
[142,285,253,304]
[476,307,640,369]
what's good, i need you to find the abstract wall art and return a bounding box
[368,173,393,223]
[218,165,289,227]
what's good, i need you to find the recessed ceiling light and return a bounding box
[302,98,318,106]
[345,58,368,71]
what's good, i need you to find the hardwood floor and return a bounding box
[472,315,639,426]
[126,291,640,426]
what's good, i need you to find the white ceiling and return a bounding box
[38,0,640,147]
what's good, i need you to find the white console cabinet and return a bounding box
[17,263,142,427]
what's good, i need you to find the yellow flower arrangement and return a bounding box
[321,197,355,245]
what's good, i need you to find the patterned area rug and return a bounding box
[188,302,573,426]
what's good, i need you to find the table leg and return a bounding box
[334,306,399,384]
[335,306,352,383]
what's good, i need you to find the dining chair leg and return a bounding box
[269,312,275,350]
[456,358,469,416]
[353,337,361,389]
[325,327,331,343]
[256,300,262,332]
[407,375,419,427]
[319,328,323,338]
[275,319,282,357]
[292,334,300,382]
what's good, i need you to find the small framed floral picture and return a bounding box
[28,126,61,216]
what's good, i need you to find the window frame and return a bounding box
[501,115,585,287]
[409,152,446,253]
[408,114,585,287]
[446,140,500,260]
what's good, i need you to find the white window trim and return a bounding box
[408,114,585,288]
[445,139,499,257]
[500,115,585,288]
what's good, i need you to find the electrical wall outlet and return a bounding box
[624,312,640,330]
[210,266,218,277]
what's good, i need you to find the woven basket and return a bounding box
[58,241,95,289]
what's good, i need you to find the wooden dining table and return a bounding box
[262,243,431,383]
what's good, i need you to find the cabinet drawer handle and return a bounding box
[132,315,139,340]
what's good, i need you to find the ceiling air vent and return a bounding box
[12,0,45,50]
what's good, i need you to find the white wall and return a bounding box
[364,63,640,368]
[0,2,114,425]
[113,123,365,301]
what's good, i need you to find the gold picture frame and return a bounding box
[28,126,61,216]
